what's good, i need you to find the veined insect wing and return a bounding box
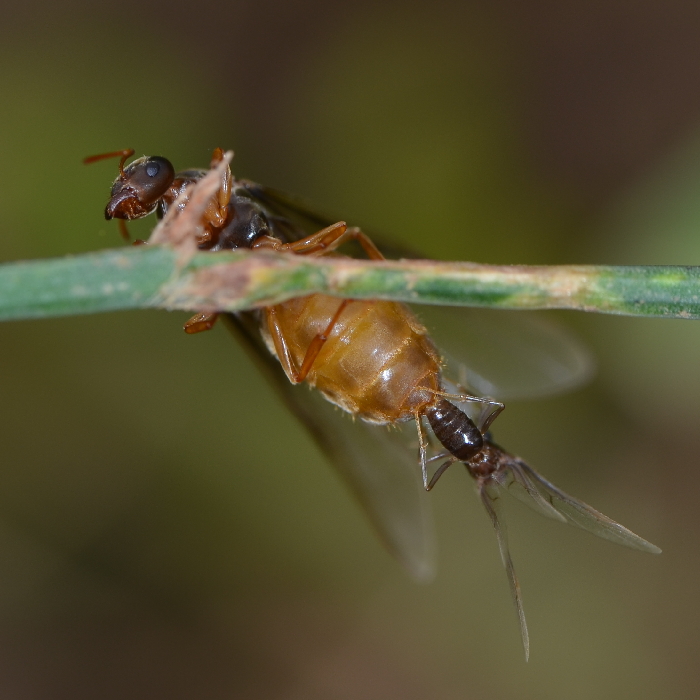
[490,456,565,523]
[500,454,661,554]
[479,439,662,553]
[224,313,436,581]
[473,439,659,659]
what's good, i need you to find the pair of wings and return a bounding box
[226,182,597,580]
[477,440,660,659]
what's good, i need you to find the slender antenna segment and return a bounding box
[83,148,135,177]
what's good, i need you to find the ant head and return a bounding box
[105,155,175,220]
[84,150,175,221]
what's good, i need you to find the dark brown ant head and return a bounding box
[84,149,175,221]
[105,155,175,220]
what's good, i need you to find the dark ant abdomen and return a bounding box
[425,398,483,461]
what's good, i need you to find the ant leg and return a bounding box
[477,402,504,434]
[210,148,232,208]
[183,312,219,334]
[415,412,460,490]
[115,218,146,245]
[428,458,458,490]
[431,388,502,408]
[276,222,347,255]
[265,299,353,384]
[295,299,352,382]
[414,412,430,490]
[117,219,131,242]
[340,226,385,260]
[265,306,301,383]
[203,147,232,228]
[281,222,386,260]
[429,389,505,433]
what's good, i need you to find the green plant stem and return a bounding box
[0,245,699,321]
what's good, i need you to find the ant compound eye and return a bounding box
[123,156,175,205]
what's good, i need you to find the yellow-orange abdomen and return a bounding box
[265,294,442,423]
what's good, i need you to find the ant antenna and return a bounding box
[83,148,135,177]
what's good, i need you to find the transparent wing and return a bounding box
[301,393,436,581]
[416,305,595,401]
[491,458,565,523]
[240,181,595,402]
[479,480,530,661]
[224,313,436,581]
[488,443,661,554]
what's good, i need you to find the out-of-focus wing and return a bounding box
[416,305,595,401]
[224,313,436,581]
[240,181,595,402]
[488,445,661,554]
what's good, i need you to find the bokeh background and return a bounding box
[1,1,699,698]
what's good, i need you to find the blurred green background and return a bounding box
[0,1,698,697]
